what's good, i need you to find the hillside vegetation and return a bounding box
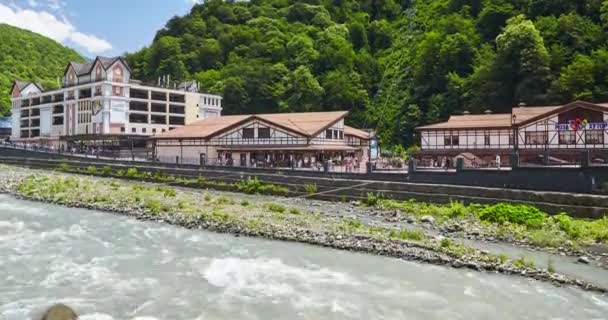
[0,23,86,116]
[125,0,607,146]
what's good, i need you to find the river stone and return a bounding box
[41,304,77,320]
[578,256,591,264]
[420,215,435,223]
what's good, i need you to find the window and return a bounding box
[326,130,332,139]
[242,128,254,139]
[152,128,157,134]
[258,127,270,139]
[121,127,125,133]
[162,129,166,133]
[132,128,136,133]
[586,130,604,144]
[142,128,147,133]
[339,131,344,140]
[484,134,490,146]
[444,135,459,146]
[525,131,548,145]
[559,131,576,145]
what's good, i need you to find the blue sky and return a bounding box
[0,0,200,57]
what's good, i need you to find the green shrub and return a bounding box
[344,218,363,230]
[235,177,289,195]
[440,237,453,248]
[144,198,163,215]
[57,162,74,172]
[126,168,139,178]
[289,208,302,215]
[512,257,535,269]
[499,254,508,264]
[389,229,426,241]
[267,203,286,213]
[215,196,233,205]
[304,183,317,195]
[102,165,113,176]
[363,192,382,206]
[547,258,556,273]
[240,200,250,207]
[155,186,176,197]
[478,203,546,229]
[204,194,212,201]
[86,166,98,175]
[116,169,125,177]
[528,229,566,248]
[550,214,583,239]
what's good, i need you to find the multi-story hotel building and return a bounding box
[10,56,222,148]
[416,101,608,166]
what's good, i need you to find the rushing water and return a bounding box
[1,195,607,320]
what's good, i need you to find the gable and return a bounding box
[516,101,608,127]
[213,118,306,141]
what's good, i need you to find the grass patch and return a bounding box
[267,203,286,214]
[304,183,317,195]
[389,229,426,241]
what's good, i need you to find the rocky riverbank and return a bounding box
[0,164,606,294]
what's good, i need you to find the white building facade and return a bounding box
[10,56,222,147]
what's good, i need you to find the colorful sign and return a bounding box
[555,118,608,131]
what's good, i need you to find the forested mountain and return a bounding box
[126,0,608,147]
[0,24,86,116]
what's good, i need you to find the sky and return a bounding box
[0,0,203,57]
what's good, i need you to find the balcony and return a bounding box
[129,101,148,112]
[169,116,185,126]
[169,104,185,114]
[131,88,148,99]
[151,91,166,101]
[169,93,185,103]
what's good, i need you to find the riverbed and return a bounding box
[1,195,607,320]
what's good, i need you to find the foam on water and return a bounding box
[1,196,608,320]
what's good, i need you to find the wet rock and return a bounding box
[578,256,591,264]
[41,304,77,320]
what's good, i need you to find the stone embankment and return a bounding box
[0,164,606,294]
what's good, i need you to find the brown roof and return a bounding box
[156,111,349,140]
[416,113,512,130]
[511,105,561,124]
[344,125,371,139]
[256,111,348,137]
[157,115,249,139]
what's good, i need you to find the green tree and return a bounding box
[283,66,324,112]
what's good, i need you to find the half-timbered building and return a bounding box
[416,101,608,166]
[153,111,372,168]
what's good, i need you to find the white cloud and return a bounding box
[27,0,38,7]
[0,3,112,54]
[46,0,65,11]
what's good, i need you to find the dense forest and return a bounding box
[126,0,608,147]
[0,24,86,117]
